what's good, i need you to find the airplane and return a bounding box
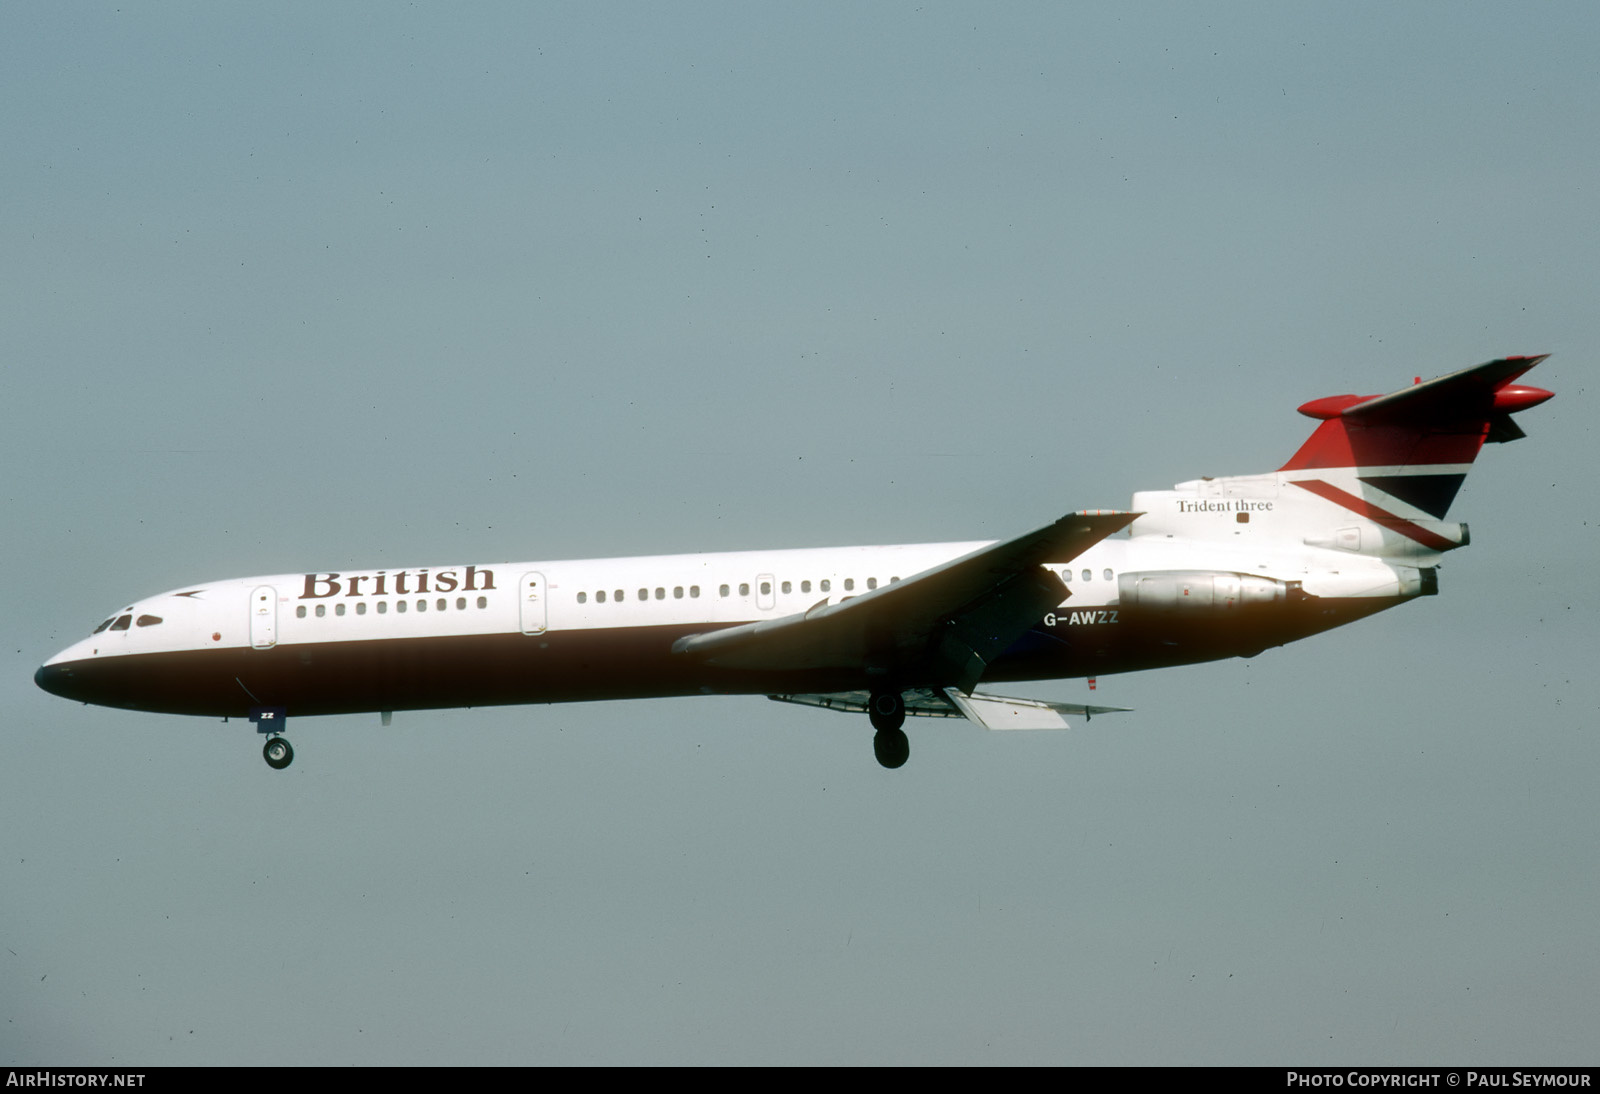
[35,355,1553,771]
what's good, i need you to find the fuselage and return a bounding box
[32,354,1551,773]
[35,531,1418,720]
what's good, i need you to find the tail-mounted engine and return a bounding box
[1117,571,1302,612]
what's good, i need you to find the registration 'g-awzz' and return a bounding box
[36,357,1553,769]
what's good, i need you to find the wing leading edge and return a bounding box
[671,510,1138,692]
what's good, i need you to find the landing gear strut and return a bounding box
[262,735,294,770]
[869,691,909,769]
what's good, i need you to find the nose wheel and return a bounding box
[262,735,294,770]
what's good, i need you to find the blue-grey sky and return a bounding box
[4,2,1597,1065]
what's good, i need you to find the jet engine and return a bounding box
[1116,571,1300,612]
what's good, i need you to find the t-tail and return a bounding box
[1127,356,1553,604]
[1277,354,1553,550]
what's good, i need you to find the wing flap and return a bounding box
[769,688,1131,730]
[769,688,966,718]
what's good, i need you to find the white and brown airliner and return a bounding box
[36,357,1552,769]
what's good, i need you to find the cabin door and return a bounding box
[519,572,548,635]
[250,586,278,649]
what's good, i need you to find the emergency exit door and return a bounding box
[519,572,548,635]
[250,586,278,649]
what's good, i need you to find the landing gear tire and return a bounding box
[873,727,910,769]
[868,691,906,732]
[263,736,294,770]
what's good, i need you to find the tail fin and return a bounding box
[1129,356,1553,569]
[1280,355,1553,518]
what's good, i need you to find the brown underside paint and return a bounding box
[36,595,1407,720]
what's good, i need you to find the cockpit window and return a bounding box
[135,615,163,627]
[108,615,133,632]
[92,617,116,634]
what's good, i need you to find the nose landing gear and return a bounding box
[262,735,294,770]
[250,706,293,770]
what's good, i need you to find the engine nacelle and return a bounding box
[1117,571,1299,612]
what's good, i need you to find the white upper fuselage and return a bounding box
[45,524,1416,672]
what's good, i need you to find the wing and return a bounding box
[771,687,1131,730]
[671,510,1137,692]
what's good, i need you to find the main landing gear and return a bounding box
[262,735,294,770]
[869,691,909,770]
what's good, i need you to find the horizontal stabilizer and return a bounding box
[1295,355,1550,424]
[1282,355,1553,475]
[769,688,1131,731]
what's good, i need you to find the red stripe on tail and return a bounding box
[1289,479,1461,552]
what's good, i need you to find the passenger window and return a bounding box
[866,577,877,590]
[781,581,791,594]
[578,592,588,604]
[801,580,811,594]
[136,615,163,627]
[674,586,683,599]
[396,600,407,613]
[655,588,665,600]
[378,602,388,614]
[315,604,326,618]
[844,579,854,592]
[456,597,466,610]
[613,590,623,604]
[690,586,700,598]
[437,598,446,611]
[821,579,831,593]
[739,583,750,597]
[336,603,346,617]
[357,602,368,615]
[638,589,648,601]
[296,606,307,619]
[1103,569,1113,581]
[596,590,606,603]
[477,596,488,609]
[720,584,730,597]
[760,581,771,596]
[1081,569,1091,582]
[416,599,426,612]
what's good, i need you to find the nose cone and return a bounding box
[36,637,106,703]
[36,661,80,701]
